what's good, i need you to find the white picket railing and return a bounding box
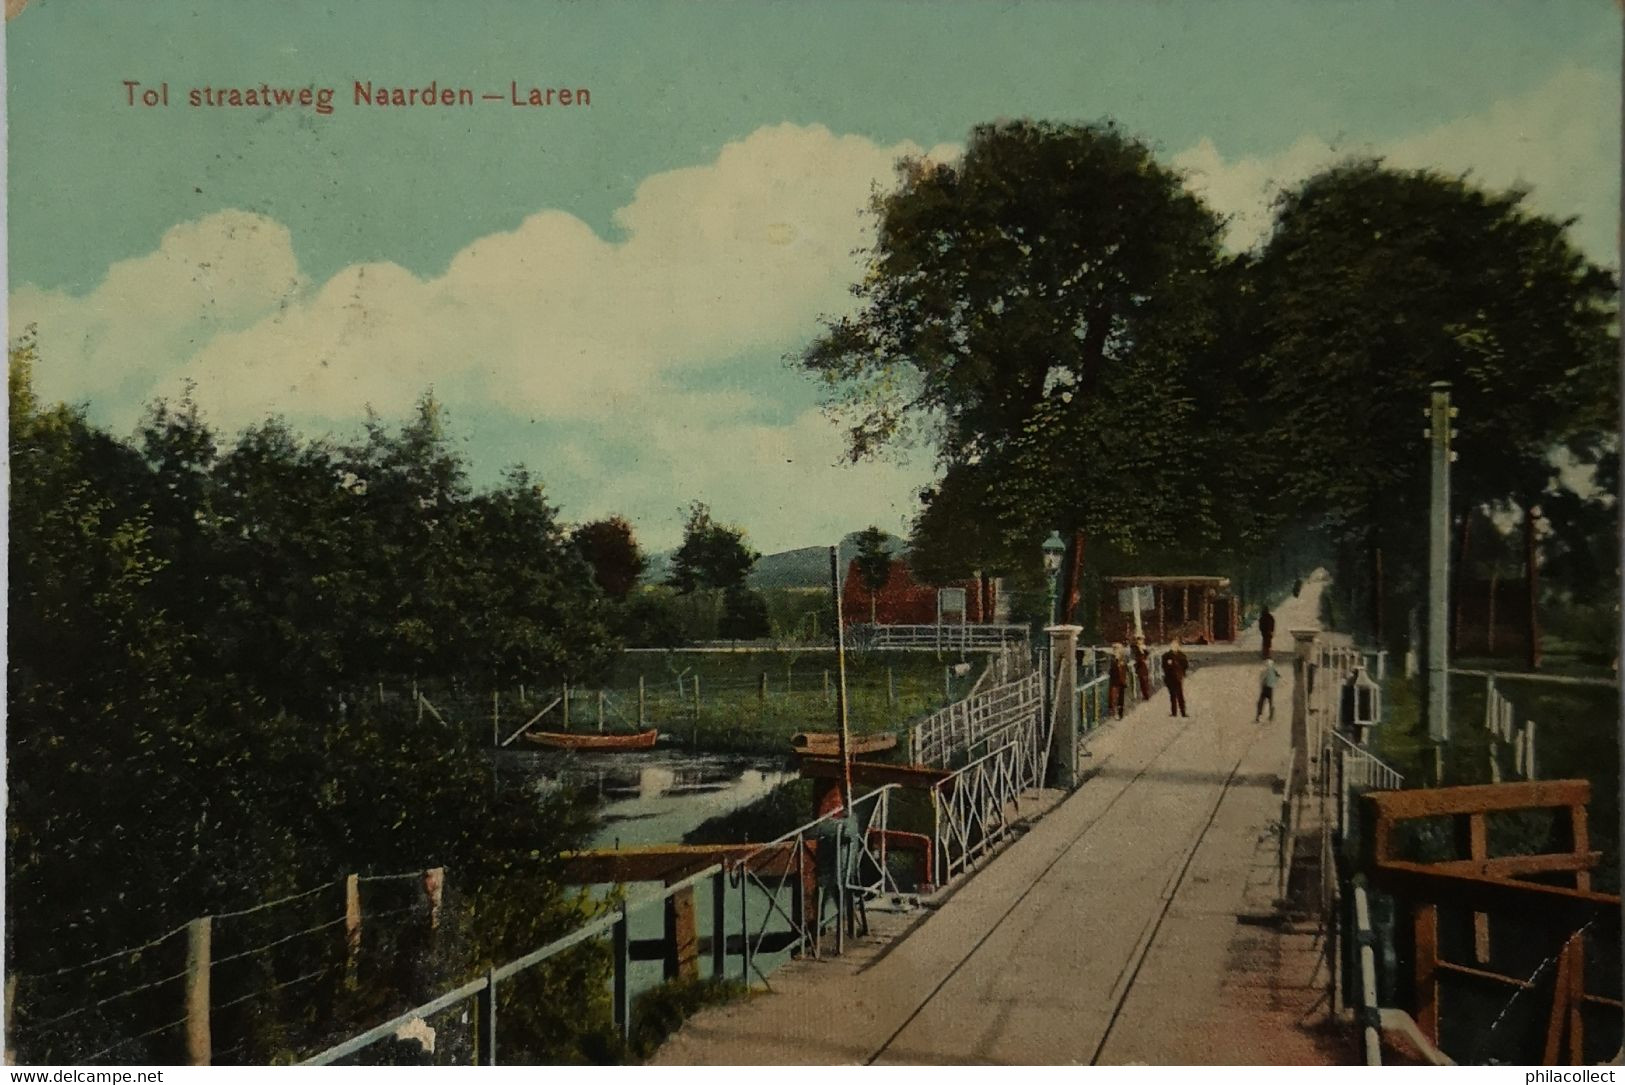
[1482,674,1538,782]
[855,623,1030,651]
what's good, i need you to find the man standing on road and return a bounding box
[1131,635,1152,702]
[1259,605,1276,659]
[1108,643,1129,720]
[1161,638,1190,718]
[1255,657,1280,721]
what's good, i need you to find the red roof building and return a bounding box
[842,558,995,626]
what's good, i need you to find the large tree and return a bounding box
[801,120,1232,620]
[1251,160,1619,646]
[666,501,759,595]
[572,515,647,599]
[851,526,894,623]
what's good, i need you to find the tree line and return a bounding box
[6,351,688,1060]
[802,121,1619,654]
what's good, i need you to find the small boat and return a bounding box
[523,728,659,751]
[790,731,897,757]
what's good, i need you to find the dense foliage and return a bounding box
[802,122,1618,651]
[8,345,627,1061]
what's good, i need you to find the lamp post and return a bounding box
[1042,530,1066,625]
[1040,529,1080,790]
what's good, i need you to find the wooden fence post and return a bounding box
[422,867,444,931]
[759,672,767,720]
[638,676,646,726]
[597,691,605,733]
[184,917,212,1066]
[343,874,362,987]
[823,670,831,703]
[562,683,570,729]
[4,974,17,1064]
[693,676,701,721]
[475,969,497,1065]
[887,667,895,706]
[613,906,632,1045]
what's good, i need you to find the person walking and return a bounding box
[1107,643,1129,720]
[1131,636,1153,702]
[1161,638,1190,718]
[1255,657,1281,721]
[1259,605,1276,659]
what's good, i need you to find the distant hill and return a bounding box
[640,531,905,590]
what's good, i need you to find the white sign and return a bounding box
[1118,586,1153,612]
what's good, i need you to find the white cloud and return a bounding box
[1175,65,1618,259]
[12,123,948,551]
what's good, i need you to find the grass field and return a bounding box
[423,648,997,756]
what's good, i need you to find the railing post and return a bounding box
[475,969,498,1065]
[711,867,727,978]
[1414,903,1439,1043]
[612,904,631,1046]
[738,867,752,984]
[184,917,212,1066]
[834,820,847,956]
[1290,630,1319,795]
[638,675,646,726]
[1044,625,1081,790]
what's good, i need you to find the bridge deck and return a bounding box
[652,580,1354,1065]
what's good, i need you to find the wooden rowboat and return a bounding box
[523,728,659,751]
[790,731,897,757]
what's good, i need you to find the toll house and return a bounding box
[1100,575,1238,645]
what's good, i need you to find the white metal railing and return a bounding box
[909,668,1042,768]
[1311,643,1385,782]
[303,786,903,1065]
[930,726,1043,885]
[1353,881,1384,1066]
[733,785,901,980]
[1074,646,1164,753]
[1333,730,1405,837]
[856,623,1029,651]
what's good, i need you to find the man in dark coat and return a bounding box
[1131,636,1152,702]
[1259,605,1276,659]
[1161,638,1190,717]
[1107,643,1129,720]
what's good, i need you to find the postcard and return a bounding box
[6,0,1620,1069]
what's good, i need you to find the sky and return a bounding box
[6,1,1620,553]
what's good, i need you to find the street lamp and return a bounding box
[1042,530,1066,625]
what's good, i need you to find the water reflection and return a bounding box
[502,747,793,848]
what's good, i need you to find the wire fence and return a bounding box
[393,657,987,756]
[9,869,440,1065]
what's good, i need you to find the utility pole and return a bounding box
[1425,381,1457,775]
[829,546,853,815]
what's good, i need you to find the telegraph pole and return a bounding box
[828,546,853,815]
[1425,381,1457,777]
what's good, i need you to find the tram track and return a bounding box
[866,704,1265,1064]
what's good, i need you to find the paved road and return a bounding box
[653,577,1350,1065]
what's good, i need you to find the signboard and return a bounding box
[938,587,968,619]
[1118,586,1154,612]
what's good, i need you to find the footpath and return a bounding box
[653,583,1354,1065]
